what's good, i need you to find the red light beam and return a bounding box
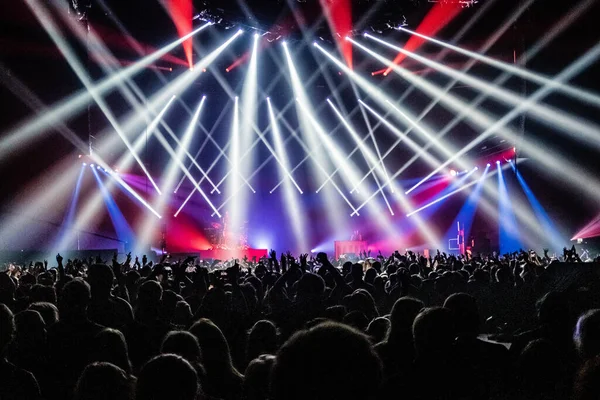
[320,0,353,68]
[384,2,463,75]
[163,0,194,69]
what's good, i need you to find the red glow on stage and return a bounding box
[371,68,387,76]
[383,2,463,75]
[167,216,211,252]
[320,0,353,68]
[410,177,451,206]
[163,0,193,69]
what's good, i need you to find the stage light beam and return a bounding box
[268,98,309,251]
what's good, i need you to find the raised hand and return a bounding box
[56,253,63,265]
[299,253,308,267]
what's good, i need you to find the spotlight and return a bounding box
[496,161,501,165]
[313,42,318,46]
[487,163,491,167]
[282,41,287,46]
[78,154,82,158]
[202,95,206,99]
[225,68,230,72]
[254,33,259,39]
[82,162,87,166]
[238,29,244,34]
[474,167,478,171]
[450,169,457,176]
[90,164,95,167]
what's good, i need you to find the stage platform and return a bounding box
[198,248,268,261]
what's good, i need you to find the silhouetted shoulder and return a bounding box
[0,358,41,400]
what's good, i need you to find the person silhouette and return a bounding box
[74,362,135,400]
[0,303,41,400]
[136,354,198,400]
[271,321,382,400]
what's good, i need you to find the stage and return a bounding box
[197,248,268,261]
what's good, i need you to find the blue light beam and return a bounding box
[92,168,135,248]
[497,163,522,253]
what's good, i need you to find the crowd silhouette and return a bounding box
[1,246,600,400]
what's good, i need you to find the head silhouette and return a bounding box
[575,309,600,361]
[364,268,377,285]
[271,321,382,400]
[136,354,198,400]
[444,292,480,337]
[161,330,202,364]
[92,328,132,374]
[88,264,115,300]
[296,273,325,300]
[347,289,378,321]
[351,264,364,281]
[14,310,46,346]
[136,280,163,320]
[412,307,455,360]
[172,301,193,328]
[74,362,134,400]
[387,297,424,344]
[189,318,241,377]
[366,317,390,344]
[537,291,569,328]
[246,320,278,363]
[244,354,275,400]
[29,284,57,304]
[29,301,59,326]
[59,278,91,318]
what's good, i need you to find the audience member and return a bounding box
[271,321,382,400]
[74,362,135,400]
[136,354,198,400]
[0,304,41,400]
